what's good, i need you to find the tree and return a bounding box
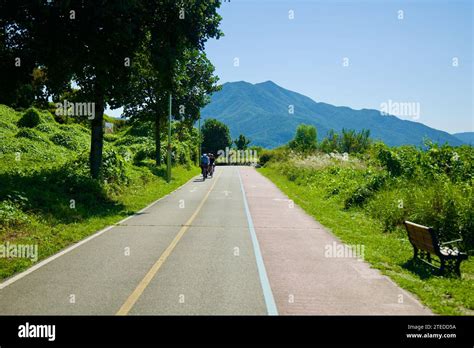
[289,124,318,153]
[201,118,232,155]
[1,1,150,178]
[320,128,371,154]
[145,0,222,165]
[320,129,339,153]
[234,134,251,150]
[1,0,222,178]
[122,41,220,166]
[340,128,371,153]
[0,3,41,108]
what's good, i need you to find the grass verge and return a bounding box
[0,165,199,280]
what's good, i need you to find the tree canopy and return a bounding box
[201,118,232,156]
[234,134,251,150]
[0,0,222,177]
[289,124,318,153]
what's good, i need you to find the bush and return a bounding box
[36,123,57,134]
[259,148,288,166]
[17,108,41,128]
[376,145,402,176]
[15,128,50,144]
[0,200,29,229]
[344,172,387,209]
[133,144,154,164]
[50,132,79,150]
[125,121,154,137]
[115,134,149,146]
[104,133,119,142]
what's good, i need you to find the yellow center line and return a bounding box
[116,170,222,315]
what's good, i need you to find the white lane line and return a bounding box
[0,174,199,290]
[237,168,278,315]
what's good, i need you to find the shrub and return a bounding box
[259,148,288,166]
[15,128,50,144]
[133,145,154,164]
[124,121,154,137]
[0,200,30,228]
[17,108,41,128]
[104,133,119,142]
[50,132,79,150]
[376,145,402,176]
[344,172,387,209]
[36,123,57,134]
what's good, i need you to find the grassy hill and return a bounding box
[201,81,465,148]
[0,105,198,279]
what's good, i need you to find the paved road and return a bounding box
[0,166,431,315]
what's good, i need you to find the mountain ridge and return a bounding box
[453,132,474,144]
[201,80,466,148]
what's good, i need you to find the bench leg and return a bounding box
[413,247,418,260]
[454,259,462,277]
[439,258,446,274]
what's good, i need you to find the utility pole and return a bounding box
[167,93,172,182]
[198,115,201,165]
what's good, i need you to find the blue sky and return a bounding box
[203,0,473,133]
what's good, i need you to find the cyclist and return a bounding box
[200,153,209,180]
[208,153,216,177]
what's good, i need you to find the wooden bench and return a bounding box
[403,221,468,276]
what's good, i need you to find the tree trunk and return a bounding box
[90,84,105,179]
[155,113,161,166]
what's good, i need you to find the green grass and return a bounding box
[259,166,474,315]
[0,164,199,280]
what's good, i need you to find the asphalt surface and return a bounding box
[0,166,431,315]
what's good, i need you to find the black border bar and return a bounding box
[0,315,472,346]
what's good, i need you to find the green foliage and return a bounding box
[234,134,251,150]
[15,128,51,144]
[36,123,56,134]
[289,124,317,153]
[17,108,41,128]
[320,128,371,154]
[265,142,474,251]
[344,171,387,209]
[372,141,473,183]
[375,143,402,176]
[258,147,288,166]
[49,132,80,150]
[68,147,128,186]
[133,144,155,164]
[0,200,30,229]
[201,118,232,155]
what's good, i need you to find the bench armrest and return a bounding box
[440,238,463,246]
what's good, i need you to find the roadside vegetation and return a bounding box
[0,105,199,279]
[259,124,474,315]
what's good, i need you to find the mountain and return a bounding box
[453,132,474,145]
[201,81,465,148]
